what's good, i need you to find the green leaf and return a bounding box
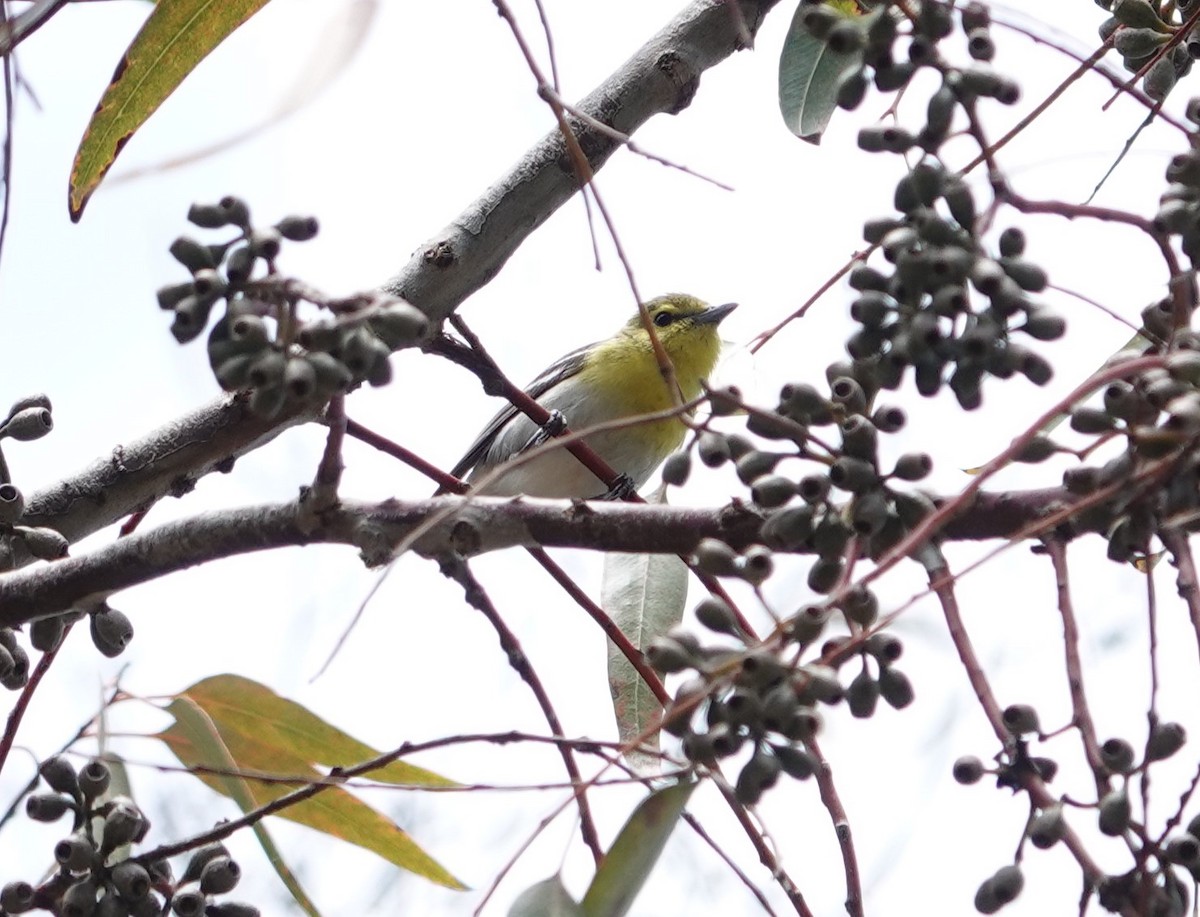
[778,4,869,143]
[68,0,275,220]
[581,781,695,917]
[167,697,324,915]
[153,674,464,891]
[602,551,687,774]
[509,876,585,917]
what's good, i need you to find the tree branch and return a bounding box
[381,0,779,322]
[0,486,1110,626]
[12,0,779,556]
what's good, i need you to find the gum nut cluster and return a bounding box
[157,196,428,418]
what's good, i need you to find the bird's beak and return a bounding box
[692,302,738,325]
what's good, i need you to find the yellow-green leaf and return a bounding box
[167,698,323,915]
[154,674,464,890]
[68,0,274,221]
[169,674,455,788]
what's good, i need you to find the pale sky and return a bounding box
[0,2,1191,915]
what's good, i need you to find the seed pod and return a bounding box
[100,800,147,852]
[740,546,775,586]
[865,632,903,663]
[1167,834,1200,866]
[370,302,429,348]
[307,353,354,394]
[967,28,995,61]
[847,668,879,718]
[745,410,797,441]
[39,754,79,796]
[797,474,831,505]
[0,484,24,524]
[276,214,319,241]
[171,890,207,917]
[17,526,69,560]
[1098,785,1131,836]
[90,606,134,658]
[60,879,98,917]
[169,236,215,273]
[695,597,741,636]
[738,651,786,690]
[646,636,696,674]
[735,449,782,484]
[1069,408,1115,435]
[807,556,842,593]
[773,744,816,780]
[30,614,67,653]
[200,856,242,895]
[204,904,260,917]
[247,349,287,391]
[1015,435,1057,464]
[789,604,830,645]
[840,416,878,461]
[794,664,843,705]
[735,748,782,806]
[836,67,869,110]
[988,865,1024,908]
[892,452,932,481]
[181,843,231,885]
[1002,703,1040,736]
[26,792,73,822]
[696,432,731,468]
[829,457,878,493]
[707,385,742,416]
[214,353,257,392]
[282,358,318,402]
[693,539,739,577]
[112,861,152,900]
[1099,737,1134,773]
[661,452,691,487]
[1143,54,1178,101]
[760,505,814,550]
[1,881,34,914]
[78,759,111,802]
[858,125,914,154]
[849,263,888,291]
[55,834,98,872]
[1147,720,1187,761]
[751,474,796,509]
[0,406,53,441]
[1028,804,1066,849]
[878,666,914,709]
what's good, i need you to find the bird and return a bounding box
[446,294,736,498]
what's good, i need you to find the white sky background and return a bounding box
[0,1,1193,915]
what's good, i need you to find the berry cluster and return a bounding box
[5,755,258,917]
[158,198,428,417]
[955,707,1192,915]
[0,393,134,683]
[1097,0,1196,101]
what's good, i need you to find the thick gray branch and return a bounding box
[21,396,317,544]
[0,487,1084,626]
[16,0,779,551]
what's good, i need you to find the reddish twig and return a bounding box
[437,553,603,865]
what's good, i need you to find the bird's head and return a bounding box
[621,294,737,387]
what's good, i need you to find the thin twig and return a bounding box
[437,553,603,865]
[527,546,668,705]
[807,736,863,917]
[1044,539,1106,795]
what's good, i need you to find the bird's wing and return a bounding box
[448,343,593,481]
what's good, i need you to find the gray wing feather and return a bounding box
[448,344,592,480]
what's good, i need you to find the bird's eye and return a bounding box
[653,311,673,327]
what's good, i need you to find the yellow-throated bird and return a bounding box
[448,294,736,498]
